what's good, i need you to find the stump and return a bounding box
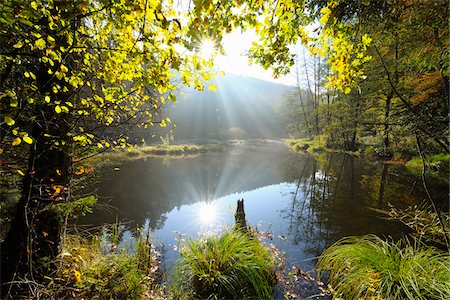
[234,199,248,233]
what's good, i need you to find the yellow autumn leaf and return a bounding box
[23,136,33,144]
[17,169,25,176]
[55,105,62,113]
[72,270,81,283]
[45,96,51,103]
[12,137,21,146]
[4,116,15,126]
[13,40,24,48]
[208,84,217,92]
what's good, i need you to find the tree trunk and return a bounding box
[383,93,393,158]
[234,199,248,233]
[377,164,389,208]
[1,110,71,297]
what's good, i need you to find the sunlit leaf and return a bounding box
[23,136,33,144]
[208,84,217,92]
[13,41,24,48]
[12,137,21,146]
[4,116,15,126]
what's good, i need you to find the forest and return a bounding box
[0,0,448,299]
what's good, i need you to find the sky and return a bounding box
[215,30,300,87]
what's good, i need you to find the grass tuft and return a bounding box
[318,235,450,300]
[174,230,276,299]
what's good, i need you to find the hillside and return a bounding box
[166,74,291,141]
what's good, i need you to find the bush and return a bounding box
[318,235,450,300]
[406,153,450,173]
[175,230,276,299]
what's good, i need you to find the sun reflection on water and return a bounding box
[196,202,218,226]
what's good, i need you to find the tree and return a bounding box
[0,0,316,294]
[0,0,221,291]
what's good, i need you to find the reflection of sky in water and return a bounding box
[153,182,314,271]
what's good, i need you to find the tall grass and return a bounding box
[175,230,275,299]
[318,235,450,300]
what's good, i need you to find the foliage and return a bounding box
[388,205,450,248]
[38,227,161,299]
[53,195,97,219]
[286,138,329,154]
[406,154,450,173]
[318,235,450,300]
[280,0,449,156]
[175,230,276,299]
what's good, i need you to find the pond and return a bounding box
[80,140,448,281]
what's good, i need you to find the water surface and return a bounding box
[81,141,448,272]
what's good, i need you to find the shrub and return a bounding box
[406,153,450,172]
[175,230,276,299]
[318,235,450,300]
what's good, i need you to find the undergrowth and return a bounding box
[38,226,162,299]
[405,153,449,173]
[318,235,450,300]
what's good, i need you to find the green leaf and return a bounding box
[168,93,176,102]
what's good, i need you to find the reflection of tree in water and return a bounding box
[279,152,448,260]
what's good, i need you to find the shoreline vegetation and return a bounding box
[86,139,283,164]
[31,208,330,300]
[285,138,449,178]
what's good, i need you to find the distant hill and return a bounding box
[165,74,291,141]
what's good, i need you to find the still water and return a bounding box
[81,141,448,272]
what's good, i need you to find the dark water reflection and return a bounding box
[81,141,448,271]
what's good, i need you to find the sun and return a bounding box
[197,202,218,226]
[198,38,217,59]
